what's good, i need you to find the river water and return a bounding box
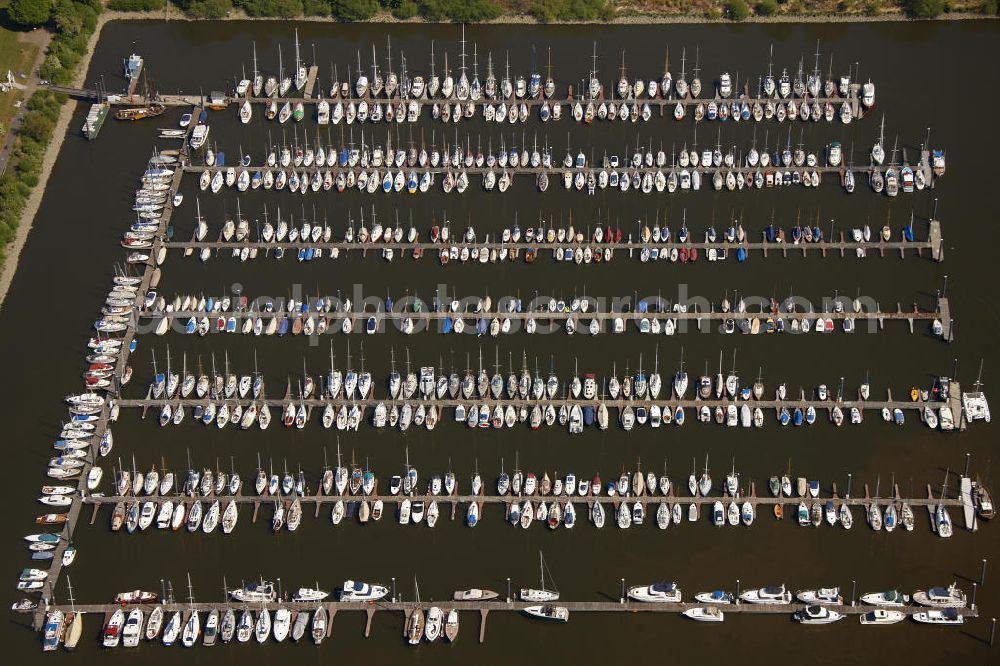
[3,19,999,665]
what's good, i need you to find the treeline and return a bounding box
[101,0,615,21]
[8,0,995,22]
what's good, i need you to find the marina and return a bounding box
[5,19,999,663]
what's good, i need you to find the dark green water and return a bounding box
[3,19,999,665]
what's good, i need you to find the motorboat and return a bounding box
[338,580,389,602]
[912,583,966,608]
[739,585,792,604]
[682,607,724,622]
[522,605,569,622]
[628,582,682,603]
[795,606,845,624]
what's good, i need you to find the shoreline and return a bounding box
[0,13,113,311]
[94,8,998,24]
[0,9,995,308]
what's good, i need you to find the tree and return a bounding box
[8,0,52,26]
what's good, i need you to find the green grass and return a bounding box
[0,5,43,141]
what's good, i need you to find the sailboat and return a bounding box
[519,551,559,602]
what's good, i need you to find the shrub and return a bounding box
[417,0,501,21]
[186,0,233,17]
[905,0,945,15]
[723,0,750,19]
[330,0,378,20]
[755,0,778,13]
[7,0,52,26]
[529,0,611,21]
[390,0,418,18]
[108,0,166,10]
[302,0,329,14]
[237,0,303,15]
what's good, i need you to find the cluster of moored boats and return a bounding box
[181,208,920,266]
[191,134,927,196]
[33,576,969,651]
[232,33,874,130]
[120,160,182,255]
[91,449,992,537]
[131,346,958,433]
[147,286,933,339]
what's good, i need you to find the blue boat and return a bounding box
[297,248,306,261]
[442,318,453,334]
[674,406,685,425]
[304,247,315,261]
[277,316,289,336]
[793,407,803,426]
[736,247,747,262]
[366,317,377,334]
[216,151,225,167]
[198,110,208,124]
[185,318,196,334]
[779,408,790,426]
[339,147,348,167]
[582,406,594,426]
[903,225,914,242]
[476,319,487,335]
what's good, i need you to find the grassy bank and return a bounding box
[0,2,43,141]
[0,0,100,280]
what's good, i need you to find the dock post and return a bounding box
[391,577,396,602]
[620,578,625,604]
[982,559,987,587]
